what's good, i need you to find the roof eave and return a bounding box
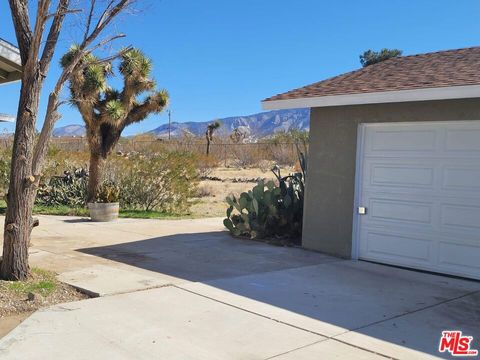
[0,38,22,85]
[0,113,15,122]
[262,84,480,110]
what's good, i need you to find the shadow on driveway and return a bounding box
[77,231,480,359]
[78,231,336,282]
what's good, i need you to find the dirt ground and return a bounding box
[190,166,294,217]
[0,313,30,338]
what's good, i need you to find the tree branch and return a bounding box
[96,0,116,28]
[46,8,81,20]
[84,0,97,42]
[8,0,33,63]
[40,0,72,77]
[87,0,131,46]
[85,34,127,55]
[28,0,51,70]
[124,92,168,126]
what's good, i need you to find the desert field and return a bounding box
[190,166,294,218]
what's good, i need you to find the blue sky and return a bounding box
[1,0,480,135]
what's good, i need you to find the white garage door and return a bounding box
[356,121,480,280]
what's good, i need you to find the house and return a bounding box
[262,47,480,280]
[0,38,21,123]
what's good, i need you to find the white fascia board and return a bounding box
[0,113,15,122]
[0,39,21,71]
[261,84,480,110]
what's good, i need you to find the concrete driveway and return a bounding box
[0,216,479,359]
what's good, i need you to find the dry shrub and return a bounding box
[43,147,90,181]
[195,154,219,178]
[230,144,268,168]
[196,184,214,198]
[258,159,274,173]
[110,151,199,212]
[266,143,297,166]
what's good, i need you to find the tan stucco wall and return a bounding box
[303,98,480,258]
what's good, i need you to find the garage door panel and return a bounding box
[438,242,480,277]
[440,204,480,230]
[358,121,480,280]
[367,129,438,152]
[361,230,432,263]
[370,164,434,188]
[442,166,480,191]
[368,199,432,225]
[445,128,480,151]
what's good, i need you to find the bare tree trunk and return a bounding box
[206,131,211,156]
[87,151,104,203]
[1,79,40,280]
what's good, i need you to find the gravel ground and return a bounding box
[0,268,88,318]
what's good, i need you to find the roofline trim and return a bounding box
[261,84,480,110]
[0,39,22,72]
[0,113,15,122]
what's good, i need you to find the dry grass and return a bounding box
[189,166,294,218]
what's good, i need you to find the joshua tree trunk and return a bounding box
[206,134,211,156]
[205,122,220,156]
[87,151,105,203]
[1,78,41,280]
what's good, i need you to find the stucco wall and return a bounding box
[303,98,480,258]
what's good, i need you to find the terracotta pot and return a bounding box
[87,202,119,222]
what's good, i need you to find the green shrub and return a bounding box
[36,168,88,207]
[114,151,198,212]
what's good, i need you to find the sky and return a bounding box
[1,0,480,135]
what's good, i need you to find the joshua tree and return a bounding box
[61,47,169,202]
[2,0,132,281]
[205,121,221,156]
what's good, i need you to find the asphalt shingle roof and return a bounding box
[264,47,480,102]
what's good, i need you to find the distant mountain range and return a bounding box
[52,108,310,139]
[147,109,309,139]
[52,124,85,137]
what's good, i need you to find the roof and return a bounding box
[262,46,480,110]
[0,38,21,85]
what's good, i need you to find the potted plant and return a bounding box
[88,181,120,222]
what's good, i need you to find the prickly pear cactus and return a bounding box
[223,154,306,243]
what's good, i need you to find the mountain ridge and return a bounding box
[52,108,310,139]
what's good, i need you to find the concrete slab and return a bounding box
[31,216,225,241]
[180,261,480,337]
[2,215,480,359]
[0,287,323,360]
[270,339,387,359]
[10,216,339,294]
[57,265,172,296]
[76,232,339,283]
[336,292,480,360]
